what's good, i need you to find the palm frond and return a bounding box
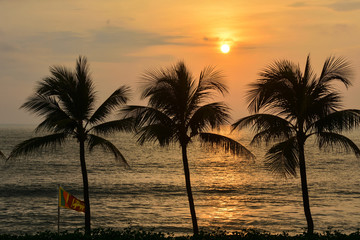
[139,72,180,117]
[233,113,291,130]
[250,130,289,146]
[31,56,97,121]
[140,65,178,100]
[122,105,176,146]
[91,118,135,135]
[21,94,61,117]
[265,138,299,178]
[37,67,78,118]
[305,90,342,123]
[122,105,172,128]
[21,94,76,133]
[87,134,129,167]
[36,118,77,134]
[319,56,352,87]
[302,55,314,85]
[316,132,360,157]
[89,86,130,124]
[142,63,193,118]
[197,66,228,96]
[199,133,255,160]
[188,102,230,136]
[7,133,68,160]
[188,66,227,113]
[36,66,76,97]
[232,114,294,144]
[247,59,299,113]
[0,150,6,160]
[69,56,96,120]
[313,109,360,133]
[136,124,175,146]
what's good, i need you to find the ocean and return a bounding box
[0,125,359,235]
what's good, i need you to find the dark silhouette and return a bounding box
[0,150,5,160]
[7,56,132,234]
[232,55,360,234]
[123,61,254,235]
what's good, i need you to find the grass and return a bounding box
[0,228,359,240]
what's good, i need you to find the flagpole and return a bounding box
[58,184,60,234]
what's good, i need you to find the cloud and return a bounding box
[203,36,220,42]
[27,31,85,53]
[90,26,185,48]
[289,1,360,12]
[1,26,198,63]
[0,42,18,53]
[327,1,360,11]
[306,23,353,36]
[289,2,307,7]
[86,26,196,61]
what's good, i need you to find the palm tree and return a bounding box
[232,55,360,234]
[8,56,132,234]
[123,61,254,235]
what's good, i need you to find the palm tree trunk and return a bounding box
[79,140,91,235]
[298,142,314,234]
[181,144,199,235]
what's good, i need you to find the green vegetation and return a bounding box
[0,228,359,240]
[232,55,360,234]
[123,61,254,235]
[7,56,133,234]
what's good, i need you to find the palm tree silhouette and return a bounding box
[232,55,360,234]
[124,61,254,235]
[8,56,132,234]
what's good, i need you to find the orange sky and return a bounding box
[1,0,360,124]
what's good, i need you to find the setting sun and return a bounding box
[220,44,230,54]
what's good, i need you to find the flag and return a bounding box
[58,186,85,213]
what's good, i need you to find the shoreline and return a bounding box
[1,227,360,240]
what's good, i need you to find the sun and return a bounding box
[220,44,230,54]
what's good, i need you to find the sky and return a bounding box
[1,0,360,124]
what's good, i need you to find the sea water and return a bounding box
[0,125,359,235]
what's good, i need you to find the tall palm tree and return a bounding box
[123,61,254,235]
[232,55,360,234]
[8,56,132,234]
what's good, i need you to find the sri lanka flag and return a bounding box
[58,186,85,213]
